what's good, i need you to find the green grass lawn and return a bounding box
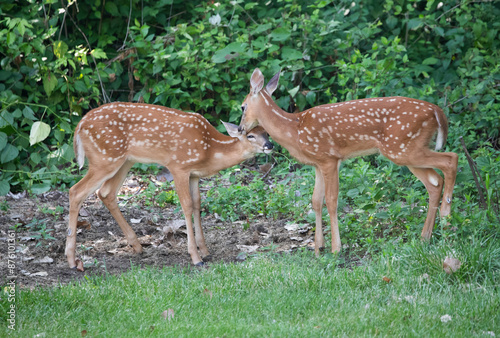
[2,236,499,337]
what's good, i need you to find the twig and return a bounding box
[167,1,174,28]
[260,162,275,180]
[459,137,487,209]
[118,185,146,207]
[447,94,469,108]
[118,0,133,52]
[436,3,461,22]
[62,2,110,103]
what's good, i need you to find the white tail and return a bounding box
[66,102,273,269]
[239,68,458,255]
[74,133,85,168]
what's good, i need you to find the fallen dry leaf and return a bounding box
[77,220,91,230]
[259,162,273,173]
[76,259,84,272]
[443,256,462,274]
[78,208,89,217]
[31,271,48,277]
[237,245,259,253]
[203,288,213,299]
[284,223,300,232]
[138,235,153,246]
[33,256,54,264]
[162,309,175,321]
[382,276,392,283]
[81,330,87,337]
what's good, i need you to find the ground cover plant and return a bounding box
[0,0,499,336]
[1,240,499,336]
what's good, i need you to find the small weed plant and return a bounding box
[21,218,56,247]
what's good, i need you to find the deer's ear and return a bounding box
[250,68,264,95]
[265,71,280,95]
[221,121,242,138]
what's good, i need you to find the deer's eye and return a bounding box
[247,135,255,140]
[241,104,247,113]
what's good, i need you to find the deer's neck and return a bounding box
[255,93,305,159]
[202,136,250,174]
[257,95,300,150]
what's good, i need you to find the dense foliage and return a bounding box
[0,0,498,200]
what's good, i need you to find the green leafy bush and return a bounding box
[0,0,498,218]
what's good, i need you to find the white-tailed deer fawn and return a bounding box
[239,68,458,255]
[66,102,273,269]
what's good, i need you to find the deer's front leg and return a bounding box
[321,160,341,253]
[189,177,210,258]
[173,173,203,266]
[312,166,326,255]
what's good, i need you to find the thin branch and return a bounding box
[447,94,469,107]
[167,1,174,28]
[118,0,133,52]
[460,136,487,210]
[62,2,110,103]
[260,162,275,180]
[436,3,461,22]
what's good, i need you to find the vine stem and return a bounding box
[61,2,110,103]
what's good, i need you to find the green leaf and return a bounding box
[0,144,19,163]
[30,152,41,164]
[12,109,22,118]
[407,18,423,30]
[30,121,51,146]
[281,47,303,61]
[346,188,359,198]
[288,85,300,98]
[53,40,68,59]
[270,27,291,42]
[252,22,272,34]
[434,26,444,37]
[0,110,14,128]
[7,32,16,45]
[212,42,247,63]
[306,91,316,106]
[422,57,439,65]
[23,106,36,120]
[43,73,58,96]
[105,2,120,16]
[0,180,10,195]
[31,183,51,195]
[0,132,7,151]
[74,80,88,92]
[91,48,107,59]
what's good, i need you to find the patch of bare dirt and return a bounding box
[0,177,315,288]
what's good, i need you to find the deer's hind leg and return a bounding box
[407,166,444,240]
[97,160,143,253]
[67,166,121,268]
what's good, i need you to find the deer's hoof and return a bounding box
[132,243,143,254]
